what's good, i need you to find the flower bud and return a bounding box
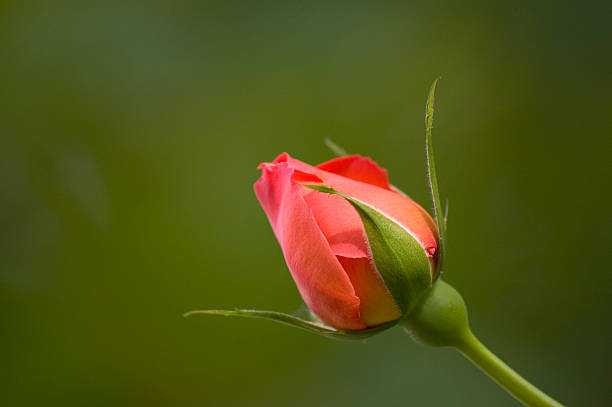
[254,153,440,331]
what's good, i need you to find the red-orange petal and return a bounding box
[316,155,392,191]
[254,162,366,330]
[337,256,401,326]
[272,153,440,275]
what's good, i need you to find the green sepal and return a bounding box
[425,78,447,272]
[304,185,433,316]
[324,138,348,157]
[185,308,397,341]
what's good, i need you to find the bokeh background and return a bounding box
[2,1,610,406]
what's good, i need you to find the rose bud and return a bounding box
[254,153,440,331]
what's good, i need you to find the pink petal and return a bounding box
[316,155,392,190]
[337,256,401,326]
[254,162,366,330]
[302,190,369,259]
[272,153,440,274]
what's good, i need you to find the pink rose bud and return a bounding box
[254,153,440,331]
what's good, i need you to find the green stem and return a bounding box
[456,330,563,407]
[401,280,564,407]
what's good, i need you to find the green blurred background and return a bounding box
[1,1,610,406]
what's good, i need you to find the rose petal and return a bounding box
[316,155,392,190]
[303,190,369,259]
[337,256,402,326]
[254,162,366,330]
[271,153,440,271]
